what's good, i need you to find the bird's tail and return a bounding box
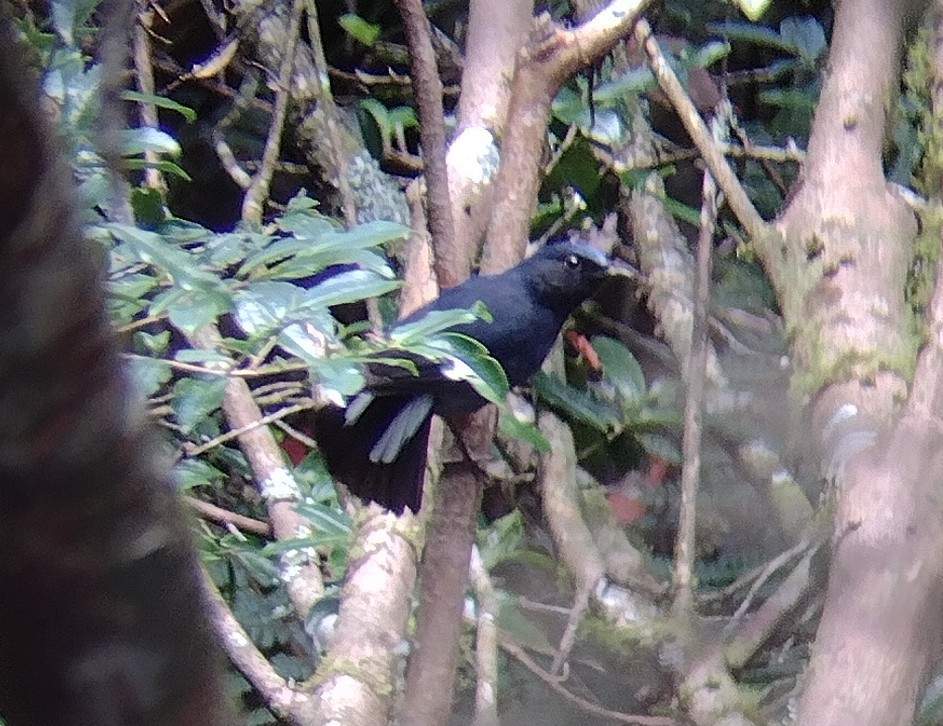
[311,397,433,513]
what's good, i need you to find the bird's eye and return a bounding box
[565,254,581,269]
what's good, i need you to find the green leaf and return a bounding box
[137,329,171,355]
[126,356,172,399]
[707,21,788,50]
[390,302,492,345]
[532,372,621,433]
[234,281,333,338]
[690,40,731,69]
[359,97,391,140]
[122,90,197,123]
[120,127,181,157]
[239,219,405,279]
[259,534,348,555]
[778,16,826,66]
[109,224,223,291]
[733,0,774,22]
[304,268,401,308]
[338,13,380,46]
[174,348,235,366]
[592,68,656,103]
[232,550,280,586]
[173,458,226,491]
[294,502,353,536]
[124,158,192,181]
[592,336,646,403]
[387,105,419,129]
[308,356,366,396]
[498,408,551,452]
[152,287,231,335]
[412,332,510,405]
[171,377,228,433]
[660,195,702,226]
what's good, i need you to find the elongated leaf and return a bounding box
[109,224,223,291]
[234,281,338,338]
[120,127,181,156]
[338,13,380,46]
[294,502,353,536]
[122,89,197,122]
[304,269,401,308]
[390,301,491,344]
[532,372,621,432]
[592,336,646,403]
[411,332,509,404]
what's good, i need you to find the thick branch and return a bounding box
[482,0,653,273]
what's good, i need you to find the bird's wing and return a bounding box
[314,394,434,513]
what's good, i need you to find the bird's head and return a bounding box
[522,239,636,313]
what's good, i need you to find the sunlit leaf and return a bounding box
[733,0,774,22]
[338,13,380,46]
[390,302,492,344]
[120,127,181,157]
[294,502,353,536]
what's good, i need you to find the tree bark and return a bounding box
[0,17,230,726]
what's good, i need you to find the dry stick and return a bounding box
[186,496,272,537]
[393,0,460,287]
[200,571,318,723]
[242,0,305,224]
[550,585,592,677]
[393,1,492,725]
[723,544,822,671]
[672,136,719,617]
[302,0,355,226]
[498,638,677,726]
[634,20,767,247]
[132,3,167,193]
[723,538,811,635]
[469,546,500,726]
[185,403,309,457]
[189,327,325,615]
[538,412,607,674]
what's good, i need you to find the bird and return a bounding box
[311,239,633,513]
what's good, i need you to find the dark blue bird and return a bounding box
[313,239,630,513]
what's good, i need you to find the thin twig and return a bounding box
[499,637,677,726]
[393,0,460,286]
[635,19,767,244]
[200,570,317,722]
[132,3,167,193]
[186,496,271,536]
[723,539,811,634]
[672,112,720,617]
[469,546,500,726]
[551,584,591,677]
[184,403,310,458]
[241,0,305,224]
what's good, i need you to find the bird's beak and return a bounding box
[607,256,641,280]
